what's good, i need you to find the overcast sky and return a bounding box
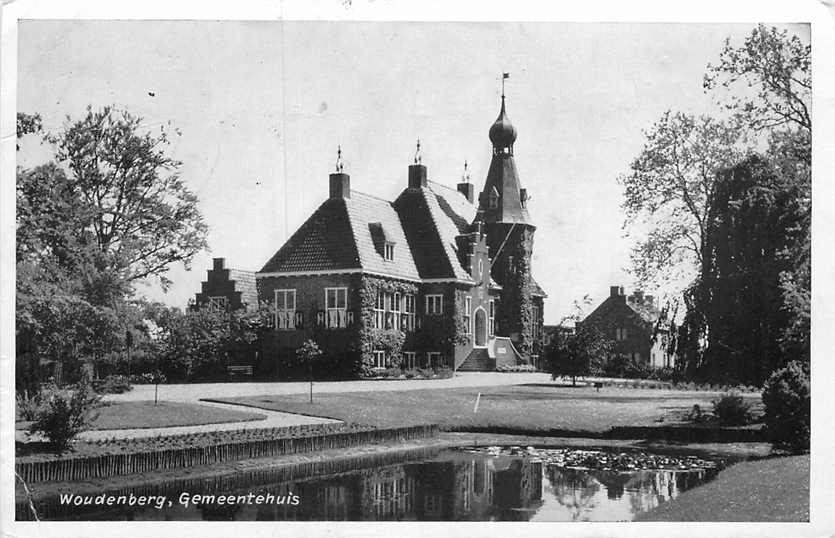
[17,20,810,322]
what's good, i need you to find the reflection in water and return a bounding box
[21,450,719,522]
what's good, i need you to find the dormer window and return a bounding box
[384,242,395,261]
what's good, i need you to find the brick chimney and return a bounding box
[329,172,350,199]
[457,182,475,203]
[610,285,625,301]
[213,257,225,270]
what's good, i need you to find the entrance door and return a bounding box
[474,309,487,347]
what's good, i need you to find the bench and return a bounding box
[227,365,254,377]
[593,382,603,391]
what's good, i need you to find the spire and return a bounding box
[489,88,517,153]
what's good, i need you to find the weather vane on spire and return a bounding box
[462,160,470,182]
[501,72,510,98]
[335,145,344,172]
[414,138,422,164]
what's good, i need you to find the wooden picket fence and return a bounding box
[16,424,438,484]
[16,444,444,521]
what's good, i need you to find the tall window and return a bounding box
[403,351,417,370]
[489,299,495,336]
[384,242,395,261]
[374,292,385,329]
[403,294,416,331]
[425,294,443,315]
[373,350,386,369]
[616,327,628,341]
[464,296,472,335]
[325,287,348,328]
[532,304,541,341]
[426,351,442,369]
[275,289,296,330]
[390,292,402,330]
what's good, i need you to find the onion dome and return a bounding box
[488,96,517,149]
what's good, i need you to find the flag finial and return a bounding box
[414,138,422,164]
[335,145,344,172]
[501,72,510,98]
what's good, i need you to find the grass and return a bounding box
[211,384,763,434]
[16,400,266,431]
[636,455,809,521]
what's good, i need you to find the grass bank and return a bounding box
[636,455,809,521]
[16,400,266,431]
[210,383,763,438]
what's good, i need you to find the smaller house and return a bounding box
[577,286,674,369]
[193,257,258,312]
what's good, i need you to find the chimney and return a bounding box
[457,182,475,203]
[409,164,427,189]
[213,258,225,270]
[609,285,620,297]
[329,172,350,199]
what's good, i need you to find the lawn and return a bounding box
[210,383,761,434]
[17,401,266,431]
[636,455,810,521]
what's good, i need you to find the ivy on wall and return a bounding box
[357,276,418,376]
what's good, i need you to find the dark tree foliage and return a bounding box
[545,324,613,386]
[686,155,808,385]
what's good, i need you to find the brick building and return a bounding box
[577,286,674,369]
[247,94,545,376]
[193,257,258,311]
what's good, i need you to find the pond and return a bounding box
[18,446,724,521]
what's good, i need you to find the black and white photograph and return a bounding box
[2,1,833,536]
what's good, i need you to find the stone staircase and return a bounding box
[457,347,496,371]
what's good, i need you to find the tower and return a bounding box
[474,92,537,358]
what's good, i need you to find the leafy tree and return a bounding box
[619,112,746,288]
[704,24,811,133]
[29,378,102,452]
[47,105,208,289]
[545,324,613,386]
[16,112,42,149]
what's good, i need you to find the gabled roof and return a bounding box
[259,191,421,281]
[393,183,475,281]
[582,295,661,327]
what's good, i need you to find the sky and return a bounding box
[16,20,810,322]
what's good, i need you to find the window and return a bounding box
[274,289,296,330]
[373,350,386,369]
[425,294,443,315]
[208,296,228,310]
[374,292,385,329]
[384,242,395,261]
[489,299,496,336]
[403,294,416,331]
[532,304,541,341]
[464,296,472,335]
[488,189,499,209]
[616,327,628,341]
[403,351,417,370]
[390,292,401,330]
[426,351,442,369]
[325,287,348,328]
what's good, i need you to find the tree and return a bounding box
[704,24,811,133]
[48,105,208,289]
[619,112,746,289]
[296,340,323,403]
[545,324,613,386]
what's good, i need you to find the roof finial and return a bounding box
[335,145,344,172]
[462,160,471,182]
[501,72,510,99]
[414,138,422,164]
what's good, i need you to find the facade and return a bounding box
[577,286,674,369]
[251,95,546,376]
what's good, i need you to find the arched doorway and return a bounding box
[474,308,488,347]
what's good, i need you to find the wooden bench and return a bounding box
[593,382,603,391]
[227,365,254,377]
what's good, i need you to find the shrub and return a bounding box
[403,368,419,379]
[417,368,434,378]
[712,391,753,426]
[29,379,102,451]
[128,371,167,385]
[16,388,47,421]
[383,366,402,378]
[435,367,454,379]
[92,374,134,394]
[496,364,538,373]
[762,361,810,453]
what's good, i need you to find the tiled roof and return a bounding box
[627,299,661,324]
[345,191,421,280]
[259,198,360,273]
[229,269,259,307]
[531,277,547,297]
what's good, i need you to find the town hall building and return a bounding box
[195,94,546,377]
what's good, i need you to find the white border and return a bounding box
[2,1,833,538]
